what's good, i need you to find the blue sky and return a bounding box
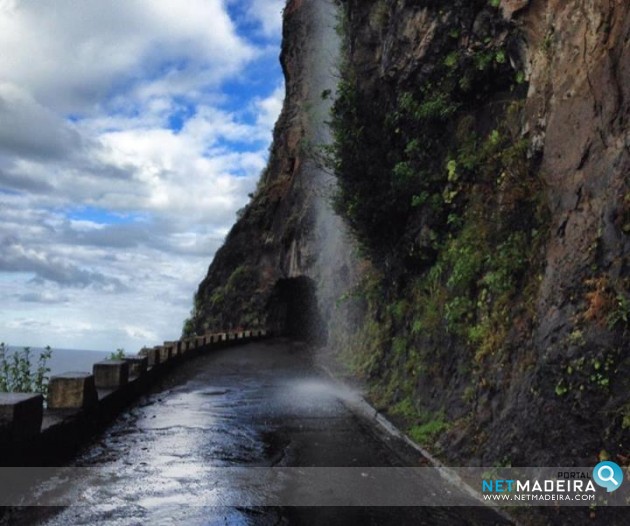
[0,0,285,351]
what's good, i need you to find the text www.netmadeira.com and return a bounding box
[483,493,595,502]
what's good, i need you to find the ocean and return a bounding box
[3,346,111,378]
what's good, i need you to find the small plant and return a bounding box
[555,380,569,396]
[110,348,126,360]
[463,386,476,403]
[567,328,586,347]
[182,316,196,338]
[583,276,613,325]
[444,51,459,68]
[0,343,52,397]
[608,293,630,333]
[392,398,417,419]
[542,31,553,56]
[370,0,389,28]
[409,418,450,444]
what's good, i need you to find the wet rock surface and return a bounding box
[4,340,510,525]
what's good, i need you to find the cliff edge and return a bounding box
[190,0,357,344]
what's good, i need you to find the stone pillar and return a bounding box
[0,393,43,441]
[156,345,170,364]
[48,372,98,409]
[139,347,160,367]
[164,341,179,358]
[93,360,129,389]
[124,356,148,378]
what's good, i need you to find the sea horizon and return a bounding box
[2,346,115,378]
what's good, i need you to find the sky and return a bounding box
[0,0,285,352]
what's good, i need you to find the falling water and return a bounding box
[300,0,360,352]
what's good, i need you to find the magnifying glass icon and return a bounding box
[598,465,619,486]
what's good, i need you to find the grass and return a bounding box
[409,418,450,445]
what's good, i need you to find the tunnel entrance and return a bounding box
[267,277,327,345]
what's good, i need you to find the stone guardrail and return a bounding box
[0,329,269,466]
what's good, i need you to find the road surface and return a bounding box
[3,339,512,525]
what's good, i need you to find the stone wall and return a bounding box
[0,329,269,466]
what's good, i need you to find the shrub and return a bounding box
[110,348,126,360]
[0,343,52,397]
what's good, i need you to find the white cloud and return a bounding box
[246,0,285,38]
[0,0,285,351]
[0,0,255,111]
[255,84,286,130]
[0,83,82,159]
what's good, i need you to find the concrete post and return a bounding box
[0,393,43,441]
[164,341,179,358]
[124,356,148,378]
[48,372,98,409]
[139,347,160,367]
[156,345,170,364]
[93,360,129,389]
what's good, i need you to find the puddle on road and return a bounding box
[284,378,359,403]
[200,389,231,396]
[271,377,362,418]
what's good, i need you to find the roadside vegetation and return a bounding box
[0,342,52,397]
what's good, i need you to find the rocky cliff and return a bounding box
[189,0,358,344]
[192,0,630,479]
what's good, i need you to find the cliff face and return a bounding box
[330,0,630,467]
[511,0,630,462]
[191,0,358,343]
[192,0,630,469]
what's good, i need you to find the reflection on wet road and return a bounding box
[9,340,512,525]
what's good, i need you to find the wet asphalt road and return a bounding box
[4,339,512,525]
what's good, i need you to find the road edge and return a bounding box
[316,362,520,525]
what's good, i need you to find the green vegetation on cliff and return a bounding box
[329,0,549,455]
